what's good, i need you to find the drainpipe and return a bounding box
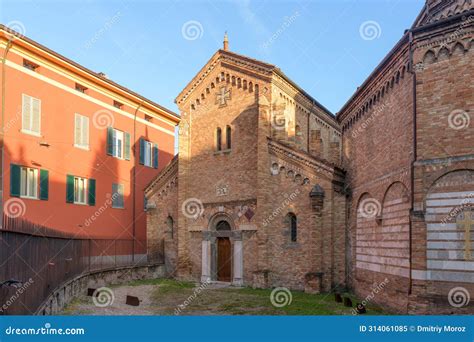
[1,37,13,227]
[132,101,143,262]
[408,30,417,298]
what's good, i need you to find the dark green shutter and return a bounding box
[153,144,159,169]
[39,169,49,200]
[139,138,145,165]
[106,127,114,156]
[66,175,74,203]
[124,132,131,160]
[10,164,21,197]
[88,179,96,206]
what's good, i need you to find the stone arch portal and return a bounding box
[201,214,243,285]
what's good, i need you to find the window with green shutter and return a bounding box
[39,169,49,200]
[88,179,96,206]
[10,164,21,197]
[66,175,75,203]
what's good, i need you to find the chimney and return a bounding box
[223,32,229,51]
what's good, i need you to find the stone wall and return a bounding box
[36,263,165,315]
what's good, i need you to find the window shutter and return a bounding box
[82,116,89,147]
[10,164,21,197]
[139,138,145,165]
[88,179,96,206]
[124,132,131,160]
[66,175,74,203]
[39,169,49,200]
[153,144,159,169]
[22,95,31,131]
[106,127,114,155]
[32,98,41,134]
[74,114,81,145]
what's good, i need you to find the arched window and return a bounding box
[226,125,232,150]
[288,213,297,242]
[166,216,174,239]
[216,127,222,151]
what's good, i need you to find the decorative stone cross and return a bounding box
[216,86,231,107]
[457,209,473,260]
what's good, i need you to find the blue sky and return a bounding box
[1,0,424,115]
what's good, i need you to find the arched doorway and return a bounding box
[215,221,232,281]
[201,214,243,285]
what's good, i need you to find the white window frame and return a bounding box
[21,94,41,137]
[143,140,153,167]
[113,129,124,159]
[74,113,90,150]
[20,167,38,199]
[74,176,88,205]
[112,183,125,209]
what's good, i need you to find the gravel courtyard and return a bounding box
[61,279,388,316]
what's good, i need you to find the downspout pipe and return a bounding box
[1,37,13,227]
[132,101,143,262]
[408,29,417,299]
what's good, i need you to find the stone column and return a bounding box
[201,240,211,283]
[232,239,243,286]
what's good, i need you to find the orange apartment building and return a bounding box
[0,25,180,258]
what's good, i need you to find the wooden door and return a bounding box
[217,237,231,282]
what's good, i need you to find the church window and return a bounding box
[226,125,231,149]
[288,213,297,242]
[167,216,174,239]
[216,127,222,151]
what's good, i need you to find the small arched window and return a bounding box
[226,125,232,150]
[166,216,174,239]
[288,213,297,242]
[216,127,222,151]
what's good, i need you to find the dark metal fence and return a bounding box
[0,215,148,315]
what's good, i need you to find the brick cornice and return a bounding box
[267,138,335,179]
[145,154,179,196]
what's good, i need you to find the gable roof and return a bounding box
[175,49,335,120]
[411,0,473,29]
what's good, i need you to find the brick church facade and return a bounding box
[146,0,473,314]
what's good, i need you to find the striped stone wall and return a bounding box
[425,180,474,283]
[356,183,410,278]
